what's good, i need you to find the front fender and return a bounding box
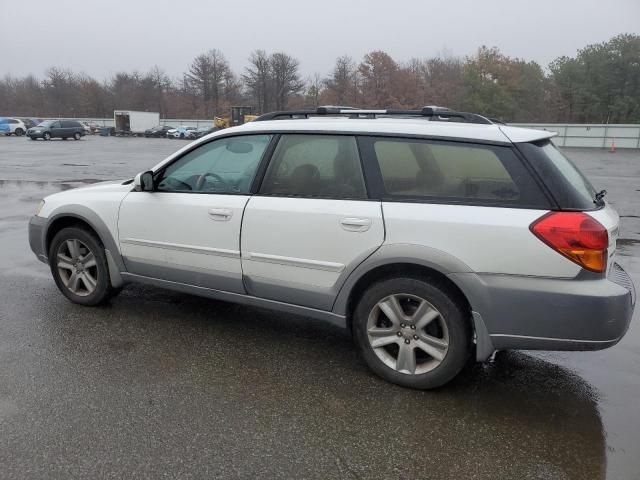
[43,205,127,275]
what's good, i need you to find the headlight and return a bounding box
[34,129,41,133]
[35,200,45,216]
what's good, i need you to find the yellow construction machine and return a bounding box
[214,106,257,130]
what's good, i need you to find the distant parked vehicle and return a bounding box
[192,127,216,139]
[144,125,174,138]
[0,118,27,136]
[114,110,160,136]
[20,118,39,130]
[27,120,87,140]
[167,126,197,139]
[79,122,92,134]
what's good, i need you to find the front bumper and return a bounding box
[451,263,635,353]
[28,216,48,264]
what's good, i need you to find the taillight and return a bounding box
[530,212,608,272]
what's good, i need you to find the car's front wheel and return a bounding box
[49,227,116,306]
[43,132,51,140]
[353,277,470,389]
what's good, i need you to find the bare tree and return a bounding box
[186,49,232,116]
[358,51,399,108]
[243,50,272,113]
[325,55,357,106]
[270,52,305,110]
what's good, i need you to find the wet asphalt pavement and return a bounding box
[0,136,639,479]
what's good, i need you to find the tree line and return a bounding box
[1,34,638,123]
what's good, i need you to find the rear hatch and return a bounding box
[516,139,620,274]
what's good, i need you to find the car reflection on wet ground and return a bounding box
[0,137,638,479]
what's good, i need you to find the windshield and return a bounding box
[518,139,598,210]
[37,120,54,127]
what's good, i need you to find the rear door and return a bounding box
[50,121,63,138]
[241,134,384,310]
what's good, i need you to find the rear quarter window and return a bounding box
[517,140,597,210]
[364,137,550,209]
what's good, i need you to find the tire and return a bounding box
[48,227,116,306]
[352,277,471,389]
[30,136,36,140]
[62,137,67,141]
[15,128,24,136]
[73,132,81,140]
[43,132,51,141]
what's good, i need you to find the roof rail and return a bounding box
[253,106,493,125]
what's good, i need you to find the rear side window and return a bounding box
[517,140,597,210]
[61,121,77,128]
[363,137,550,208]
[260,135,366,199]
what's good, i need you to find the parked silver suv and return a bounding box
[28,107,635,388]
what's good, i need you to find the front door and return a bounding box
[241,134,384,310]
[118,134,273,293]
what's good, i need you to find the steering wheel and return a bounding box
[160,177,192,191]
[195,172,229,191]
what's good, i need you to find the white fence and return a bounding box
[27,117,640,148]
[513,123,640,149]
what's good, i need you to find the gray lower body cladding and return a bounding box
[28,216,48,263]
[451,264,635,352]
[30,215,635,354]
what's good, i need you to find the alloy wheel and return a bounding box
[56,239,99,296]
[367,293,449,375]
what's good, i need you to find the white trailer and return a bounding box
[114,110,160,136]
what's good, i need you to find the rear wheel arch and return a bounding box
[342,262,473,334]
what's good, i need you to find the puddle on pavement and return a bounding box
[0,178,101,192]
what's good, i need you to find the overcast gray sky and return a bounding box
[1,0,639,81]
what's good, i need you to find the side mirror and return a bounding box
[134,171,155,192]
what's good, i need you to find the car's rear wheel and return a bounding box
[49,227,116,306]
[43,132,51,140]
[15,128,24,136]
[73,132,81,140]
[353,277,470,389]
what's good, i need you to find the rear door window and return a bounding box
[362,137,550,208]
[260,134,367,199]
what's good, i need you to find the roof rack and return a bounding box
[253,106,493,125]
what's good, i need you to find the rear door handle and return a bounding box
[208,208,233,221]
[340,217,371,232]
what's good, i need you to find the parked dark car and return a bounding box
[27,120,87,140]
[144,125,174,138]
[192,127,216,139]
[20,118,39,130]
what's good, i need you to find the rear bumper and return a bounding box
[451,263,635,355]
[28,216,48,264]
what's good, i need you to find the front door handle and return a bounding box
[208,208,233,221]
[340,217,371,232]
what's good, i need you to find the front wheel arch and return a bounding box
[44,210,126,275]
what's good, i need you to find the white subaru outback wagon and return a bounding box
[29,107,636,389]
